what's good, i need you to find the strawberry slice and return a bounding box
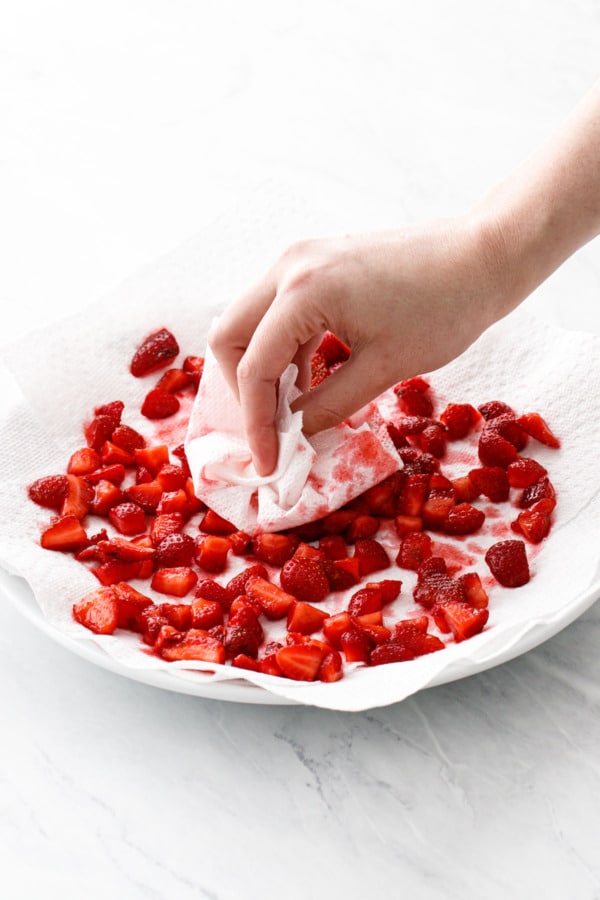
[484,539,530,587]
[125,480,165,513]
[151,566,198,597]
[396,532,432,570]
[252,532,298,566]
[151,512,185,544]
[112,582,153,631]
[199,508,237,535]
[155,532,196,567]
[190,597,224,630]
[286,601,329,635]
[437,602,489,642]
[245,576,296,620]
[141,388,180,420]
[517,412,560,448]
[40,515,88,551]
[457,571,488,608]
[347,587,382,616]
[73,586,119,634]
[109,501,146,536]
[340,628,372,664]
[317,331,351,366]
[92,559,144,585]
[468,466,510,503]
[61,474,94,519]
[353,538,390,576]
[280,556,329,604]
[442,503,485,536]
[182,355,205,389]
[67,447,101,475]
[225,564,269,603]
[318,649,344,682]
[507,458,547,488]
[133,444,170,475]
[439,403,480,439]
[28,474,68,510]
[155,368,192,394]
[276,643,326,681]
[158,628,226,664]
[223,606,264,659]
[130,328,180,377]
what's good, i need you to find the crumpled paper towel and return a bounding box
[184,344,402,534]
[1,202,600,711]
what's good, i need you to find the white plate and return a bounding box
[3,564,599,706]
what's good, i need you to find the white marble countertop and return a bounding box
[2,2,600,898]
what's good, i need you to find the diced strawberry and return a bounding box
[156,532,196,567]
[92,559,143,585]
[394,379,433,416]
[245,576,296,620]
[182,355,205,389]
[512,507,551,544]
[365,579,402,604]
[133,444,170,475]
[252,532,299,566]
[344,514,379,543]
[195,535,232,573]
[123,481,161,514]
[108,501,146,535]
[324,557,361,591]
[417,555,447,579]
[353,538,390,576]
[394,615,429,634]
[151,566,197,597]
[150,512,184,544]
[141,388,180,420]
[489,413,528,451]
[369,640,417,665]
[195,577,231,607]
[276,643,326,681]
[156,464,187,492]
[228,530,252,555]
[353,618,389,639]
[322,612,352,649]
[517,412,560,448]
[159,628,226,664]
[485,539,530,587]
[84,415,115,453]
[347,587,383,616]
[111,423,146,454]
[153,601,192,631]
[437,602,489,642]
[457,571,488,608]
[439,403,480,439]
[320,508,358,535]
[112,582,153,631]
[478,400,515,421]
[318,649,343,682]
[518,476,556,509]
[190,597,224,630]
[507,457,548,488]
[451,474,478,503]
[396,531,432,570]
[28,474,69,510]
[478,428,519,468]
[67,447,101,475]
[397,474,430,516]
[93,400,124,428]
[223,606,264,659]
[468,466,510,502]
[360,474,402,517]
[340,628,372,664]
[413,572,464,608]
[97,535,156,562]
[225,565,269,604]
[155,367,192,394]
[398,447,440,476]
[393,514,423,537]
[40,515,88,551]
[130,327,180,377]
[99,442,135,467]
[422,489,455,529]
[286,601,329,635]
[310,350,329,388]
[155,489,190,516]
[60,474,94,519]
[73,586,119,634]
[198,508,237,535]
[318,534,348,560]
[442,503,485,536]
[419,423,446,458]
[317,331,351,366]
[86,463,127,486]
[280,556,329,603]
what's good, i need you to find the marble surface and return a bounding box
[2,2,600,898]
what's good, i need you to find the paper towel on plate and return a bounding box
[1,202,600,710]
[184,345,402,534]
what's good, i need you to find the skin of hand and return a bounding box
[209,79,600,477]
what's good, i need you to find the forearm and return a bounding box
[471,78,600,320]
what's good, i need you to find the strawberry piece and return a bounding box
[198,508,237,535]
[111,423,146,454]
[369,640,418,665]
[419,424,446,458]
[322,558,359,591]
[225,564,269,603]
[353,538,390,576]
[156,489,191,516]
[195,535,232,573]
[442,503,485,536]
[159,628,226,664]
[98,442,135,467]
[150,512,184,545]
[310,350,329,388]
[195,577,232,607]
[317,331,351,366]
[156,464,187,492]
[155,367,192,394]
[417,555,447,578]
[344,514,379,543]
[439,403,480,439]
[318,649,344,682]
[276,643,326,681]
[394,378,433,416]
[397,473,430,516]
[190,597,224,630]
[67,447,101,475]
[134,444,170,475]
[318,534,348,560]
[360,474,403,517]
[223,606,264,659]
[513,508,551,544]
[156,532,196,567]
[97,535,156,562]
[413,572,464,608]
[485,539,530,587]
[84,415,116,453]
[61,474,94,519]
[252,532,298,566]
[437,602,489,642]
[92,559,144,585]
[112,583,153,631]
[478,400,515,421]
[396,532,432,570]
[231,653,261,672]
[348,587,383,616]
[73,586,119,634]
[507,458,547,488]
[468,466,510,503]
[280,556,330,603]
[109,501,146,535]
[28,475,68,510]
[182,355,205,389]
[130,327,180,377]
[156,602,193,631]
[340,628,372,664]
[389,416,433,438]
[141,388,180,420]
[517,412,560,448]
[286,601,329,635]
[398,447,440,476]
[40,515,88,551]
[322,612,352,649]
[488,413,528,451]
[478,428,519,468]
[457,571,489,609]
[518,475,556,509]
[422,489,455,529]
[245,576,296,620]
[321,508,358,535]
[93,400,124,427]
[86,463,127,486]
[151,566,198,597]
[451,475,478,503]
[90,480,126,516]
[366,579,402,604]
[393,514,423,537]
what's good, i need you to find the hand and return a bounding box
[208,214,510,475]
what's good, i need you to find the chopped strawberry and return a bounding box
[286,601,329,635]
[199,508,237,535]
[223,606,264,659]
[96,535,156,562]
[28,474,68,510]
[156,489,191,516]
[195,577,232,608]
[182,355,205,389]
[396,531,432,570]
[340,628,372,664]
[518,475,556,509]
[451,474,478,503]
[280,556,329,603]
[437,602,489,642]
[276,643,326,681]
[353,538,390,576]
[156,531,196,567]
[393,514,423,536]
[413,571,464,608]
[84,415,115,453]
[156,464,187,492]
[195,535,232,573]
[245,575,296,620]
[369,640,416,665]
[478,400,515,421]
[310,350,329,388]
[394,378,433,416]
[73,586,119,634]
[344,514,380,543]
[360,475,402,517]
[317,331,351,366]
[67,447,101,475]
[158,628,226,664]
[478,428,519,468]
[92,559,144,585]
[419,423,446,458]
[365,578,402,604]
[150,512,185,544]
[155,601,193,631]
[155,367,192,394]
[347,587,383,616]
[468,466,510,503]
[151,566,198,597]
[111,423,146,454]
[397,473,430,516]
[112,582,153,631]
[225,564,269,603]
[130,328,180,377]
[252,532,298,566]
[61,474,94,519]
[512,507,551,544]
[485,539,530,587]
[318,534,348,560]
[109,501,146,536]
[507,457,547,488]
[141,388,180,420]
[40,515,88,551]
[318,649,344,682]
[439,403,480,439]
[133,444,170,474]
[457,571,488,608]
[517,412,560,448]
[323,558,361,591]
[190,597,224,630]
[421,489,456,529]
[98,442,135,467]
[442,503,485,536]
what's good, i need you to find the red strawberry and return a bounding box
[223,606,264,659]
[394,377,433,416]
[130,328,180,377]
[478,428,519,468]
[156,464,187,492]
[478,400,515,421]
[280,555,329,604]
[286,601,329,635]
[322,612,352,649]
[134,444,170,474]
[318,649,344,682]
[195,577,232,607]
[28,475,68,510]
[485,539,530,587]
[159,628,226,664]
[92,559,144,585]
[457,571,488,609]
[182,355,205,389]
[190,597,224,630]
[245,576,296,620]
[109,501,146,535]
[151,566,198,597]
[252,532,298,566]
[347,587,382,616]
[468,466,510,503]
[518,476,556,509]
[141,388,180,420]
[319,534,348,560]
[317,331,351,366]
[340,628,372,664]
[517,412,560,448]
[112,583,153,631]
[195,535,232,573]
[437,602,489,642]
[310,350,329,388]
[84,415,116,453]
[111,424,146,454]
[97,535,156,562]
[442,503,485,536]
[156,532,196,567]
[150,512,185,544]
[67,447,101,475]
[323,558,361,591]
[73,586,119,634]
[198,508,237,535]
[61,474,94,519]
[231,654,261,672]
[353,538,390,576]
[439,403,480,439]
[225,564,269,603]
[413,572,464,608]
[397,474,430,516]
[91,479,125,516]
[155,367,192,393]
[396,531,432,570]
[422,489,456,529]
[419,424,446,458]
[40,515,88,551]
[507,458,547,488]
[276,643,326,681]
[512,507,551,544]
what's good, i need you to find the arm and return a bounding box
[209,79,600,476]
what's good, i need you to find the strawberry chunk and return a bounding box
[28,474,68,510]
[73,586,119,634]
[286,601,329,635]
[252,532,298,566]
[485,539,530,587]
[517,412,560,448]
[61,474,94,519]
[151,566,198,597]
[245,576,296,620]
[396,532,432,570]
[158,628,226,664]
[276,643,326,681]
[353,538,390,576]
[40,515,88,551]
[507,457,547,488]
[439,403,480,440]
[280,556,329,604]
[130,328,180,377]
[195,535,232,573]
[225,564,269,603]
[155,532,196,567]
[109,501,146,536]
[223,606,264,659]
[317,331,351,366]
[442,503,485,536]
[67,447,101,475]
[437,602,489,642]
[468,466,510,503]
[141,388,180,420]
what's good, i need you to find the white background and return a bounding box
[1,2,600,899]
